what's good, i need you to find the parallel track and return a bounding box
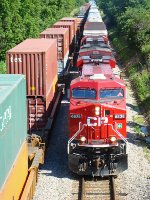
[78,176,116,200]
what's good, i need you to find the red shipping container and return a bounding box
[6,39,58,97]
[27,82,56,131]
[60,17,78,34]
[40,28,69,59]
[53,21,74,45]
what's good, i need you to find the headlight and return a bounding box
[80,136,86,142]
[95,106,100,116]
[109,136,117,143]
[114,114,126,119]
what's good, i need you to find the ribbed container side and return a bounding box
[0,74,27,190]
[27,73,57,131]
[27,90,54,131]
[40,28,69,59]
[60,18,78,34]
[6,39,58,97]
[53,21,74,45]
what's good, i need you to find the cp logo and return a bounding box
[87,117,108,126]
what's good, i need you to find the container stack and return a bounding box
[0,74,28,200]
[40,28,69,76]
[53,21,75,53]
[6,39,58,132]
[60,18,78,43]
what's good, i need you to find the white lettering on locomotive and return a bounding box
[87,116,108,126]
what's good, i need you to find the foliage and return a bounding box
[97,0,150,59]
[0,61,6,74]
[0,0,86,63]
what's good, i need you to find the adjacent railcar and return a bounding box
[0,75,28,200]
[68,1,128,177]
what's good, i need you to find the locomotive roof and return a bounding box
[79,44,111,53]
[82,64,113,76]
[71,74,125,87]
[84,22,106,31]
[71,64,125,87]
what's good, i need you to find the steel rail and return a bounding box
[110,176,116,200]
[80,177,85,200]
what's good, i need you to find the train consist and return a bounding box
[0,0,128,199]
[0,3,91,200]
[68,0,128,177]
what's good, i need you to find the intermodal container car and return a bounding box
[6,39,58,97]
[60,18,78,34]
[40,28,69,60]
[0,74,28,200]
[53,21,74,45]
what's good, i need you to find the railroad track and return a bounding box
[75,176,117,200]
[80,176,116,200]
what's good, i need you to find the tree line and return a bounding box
[0,0,86,62]
[97,0,150,63]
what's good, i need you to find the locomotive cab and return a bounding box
[68,70,128,177]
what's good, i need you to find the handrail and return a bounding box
[67,122,87,154]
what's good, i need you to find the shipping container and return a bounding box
[60,18,78,34]
[27,83,56,131]
[40,28,69,60]
[27,97,48,131]
[53,21,74,45]
[83,22,107,36]
[0,74,28,200]
[6,39,58,97]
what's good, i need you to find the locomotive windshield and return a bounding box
[72,88,96,99]
[100,89,124,99]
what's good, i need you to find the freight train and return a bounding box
[68,0,128,177]
[0,0,128,199]
[0,3,91,200]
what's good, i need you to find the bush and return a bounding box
[0,61,6,74]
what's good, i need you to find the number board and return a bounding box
[70,114,81,119]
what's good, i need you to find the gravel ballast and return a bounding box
[114,66,150,200]
[33,102,76,200]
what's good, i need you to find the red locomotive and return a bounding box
[67,1,128,177]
